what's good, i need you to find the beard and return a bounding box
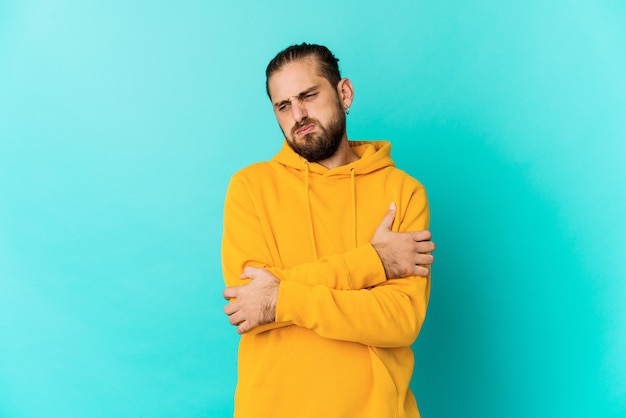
[284,101,346,163]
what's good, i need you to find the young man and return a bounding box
[222,43,435,418]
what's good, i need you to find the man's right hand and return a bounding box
[370,202,435,279]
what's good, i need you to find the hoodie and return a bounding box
[221,140,430,418]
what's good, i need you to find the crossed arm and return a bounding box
[223,201,435,337]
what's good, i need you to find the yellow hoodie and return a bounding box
[222,140,430,418]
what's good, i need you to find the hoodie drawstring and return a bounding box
[304,162,319,261]
[350,167,357,249]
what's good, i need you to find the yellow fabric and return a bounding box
[222,140,430,418]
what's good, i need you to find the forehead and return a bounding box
[268,57,331,101]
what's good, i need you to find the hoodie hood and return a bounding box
[272,140,395,177]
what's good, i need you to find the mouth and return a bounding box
[295,124,316,137]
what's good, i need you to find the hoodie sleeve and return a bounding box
[274,185,431,348]
[265,244,387,290]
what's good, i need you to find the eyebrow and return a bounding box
[273,86,319,109]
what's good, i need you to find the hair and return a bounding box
[265,43,341,98]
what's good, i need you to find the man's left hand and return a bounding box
[223,267,280,334]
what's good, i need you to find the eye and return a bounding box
[277,102,291,112]
[303,92,317,101]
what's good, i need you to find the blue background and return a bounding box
[1,1,624,417]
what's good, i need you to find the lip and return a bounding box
[295,124,315,136]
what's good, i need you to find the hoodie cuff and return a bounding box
[276,280,315,325]
[341,244,388,289]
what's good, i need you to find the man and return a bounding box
[222,43,435,418]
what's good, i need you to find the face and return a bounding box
[268,58,348,162]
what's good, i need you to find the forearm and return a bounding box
[275,275,430,347]
[222,177,388,336]
[265,244,386,290]
[223,248,387,335]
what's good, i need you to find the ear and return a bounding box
[337,78,354,110]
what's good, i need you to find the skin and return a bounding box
[223,57,436,334]
[270,57,357,169]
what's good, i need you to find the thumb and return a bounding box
[377,202,396,231]
[240,266,258,280]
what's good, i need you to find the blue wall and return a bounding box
[1,1,624,417]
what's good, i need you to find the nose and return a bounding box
[290,99,307,123]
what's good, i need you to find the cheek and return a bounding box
[275,115,293,134]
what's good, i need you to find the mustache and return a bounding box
[292,118,319,135]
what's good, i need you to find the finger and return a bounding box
[223,286,239,300]
[240,266,260,279]
[237,320,255,334]
[414,265,430,277]
[411,230,432,242]
[377,202,397,231]
[415,241,436,254]
[229,311,245,326]
[224,300,238,315]
[415,253,435,266]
